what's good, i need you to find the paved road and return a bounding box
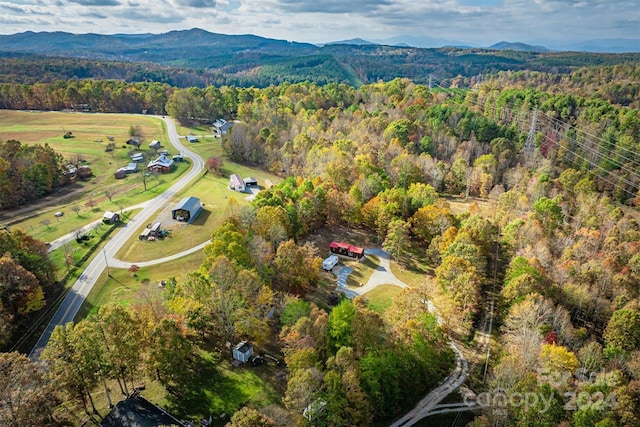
[389,340,469,427]
[30,117,205,360]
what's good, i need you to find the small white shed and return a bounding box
[232,341,253,363]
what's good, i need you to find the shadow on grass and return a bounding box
[190,209,212,227]
[165,350,275,420]
[346,255,379,287]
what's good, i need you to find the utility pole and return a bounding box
[524,108,538,153]
[103,247,111,277]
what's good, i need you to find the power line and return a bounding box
[427,74,640,195]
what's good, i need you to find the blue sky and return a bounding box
[0,0,638,48]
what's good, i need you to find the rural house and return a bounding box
[171,196,202,222]
[102,211,120,224]
[232,341,253,363]
[213,118,234,137]
[186,135,198,143]
[329,241,365,260]
[130,152,145,162]
[147,154,174,173]
[149,140,162,150]
[123,163,138,174]
[228,174,245,192]
[100,393,185,427]
[126,137,141,147]
[114,169,126,179]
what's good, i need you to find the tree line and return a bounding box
[0,140,68,209]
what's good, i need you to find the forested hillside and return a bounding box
[1,28,639,88]
[0,62,639,426]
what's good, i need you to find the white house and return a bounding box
[186,135,198,143]
[149,140,162,150]
[232,341,253,363]
[228,174,245,192]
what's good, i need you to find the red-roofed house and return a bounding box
[329,241,365,259]
[147,154,174,173]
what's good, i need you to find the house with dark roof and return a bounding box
[100,393,185,427]
[149,140,162,150]
[213,118,234,138]
[147,154,174,173]
[126,137,141,147]
[172,196,202,222]
[233,341,254,363]
[243,177,258,186]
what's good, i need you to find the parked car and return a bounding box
[322,255,339,271]
[54,211,64,217]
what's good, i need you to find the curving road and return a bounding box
[389,340,469,427]
[30,117,205,360]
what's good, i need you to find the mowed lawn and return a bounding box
[0,111,190,242]
[78,250,205,319]
[363,284,403,313]
[116,131,282,263]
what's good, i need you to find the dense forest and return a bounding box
[0,61,639,426]
[0,140,69,209]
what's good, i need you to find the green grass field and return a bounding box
[0,111,190,242]
[77,250,205,320]
[116,136,282,263]
[363,285,403,313]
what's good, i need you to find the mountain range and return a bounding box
[0,29,638,88]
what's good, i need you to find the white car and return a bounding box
[322,255,339,271]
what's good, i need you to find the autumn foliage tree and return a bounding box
[0,352,61,426]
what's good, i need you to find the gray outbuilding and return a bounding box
[171,196,202,222]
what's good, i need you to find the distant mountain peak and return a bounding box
[325,38,376,46]
[489,41,550,52]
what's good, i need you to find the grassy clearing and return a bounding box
[77,250,204,320]
[116,137,282,263]
[362,285,403,313]
[61,350,281,426]
[446,196,496,218]
[0,111,192,243]
[390,255,433,288]
[345,255,379,287]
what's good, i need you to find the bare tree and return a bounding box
[40,219,51,230]
[104,188,117,202]
[140,171,150,191]
[71,205,81,217]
